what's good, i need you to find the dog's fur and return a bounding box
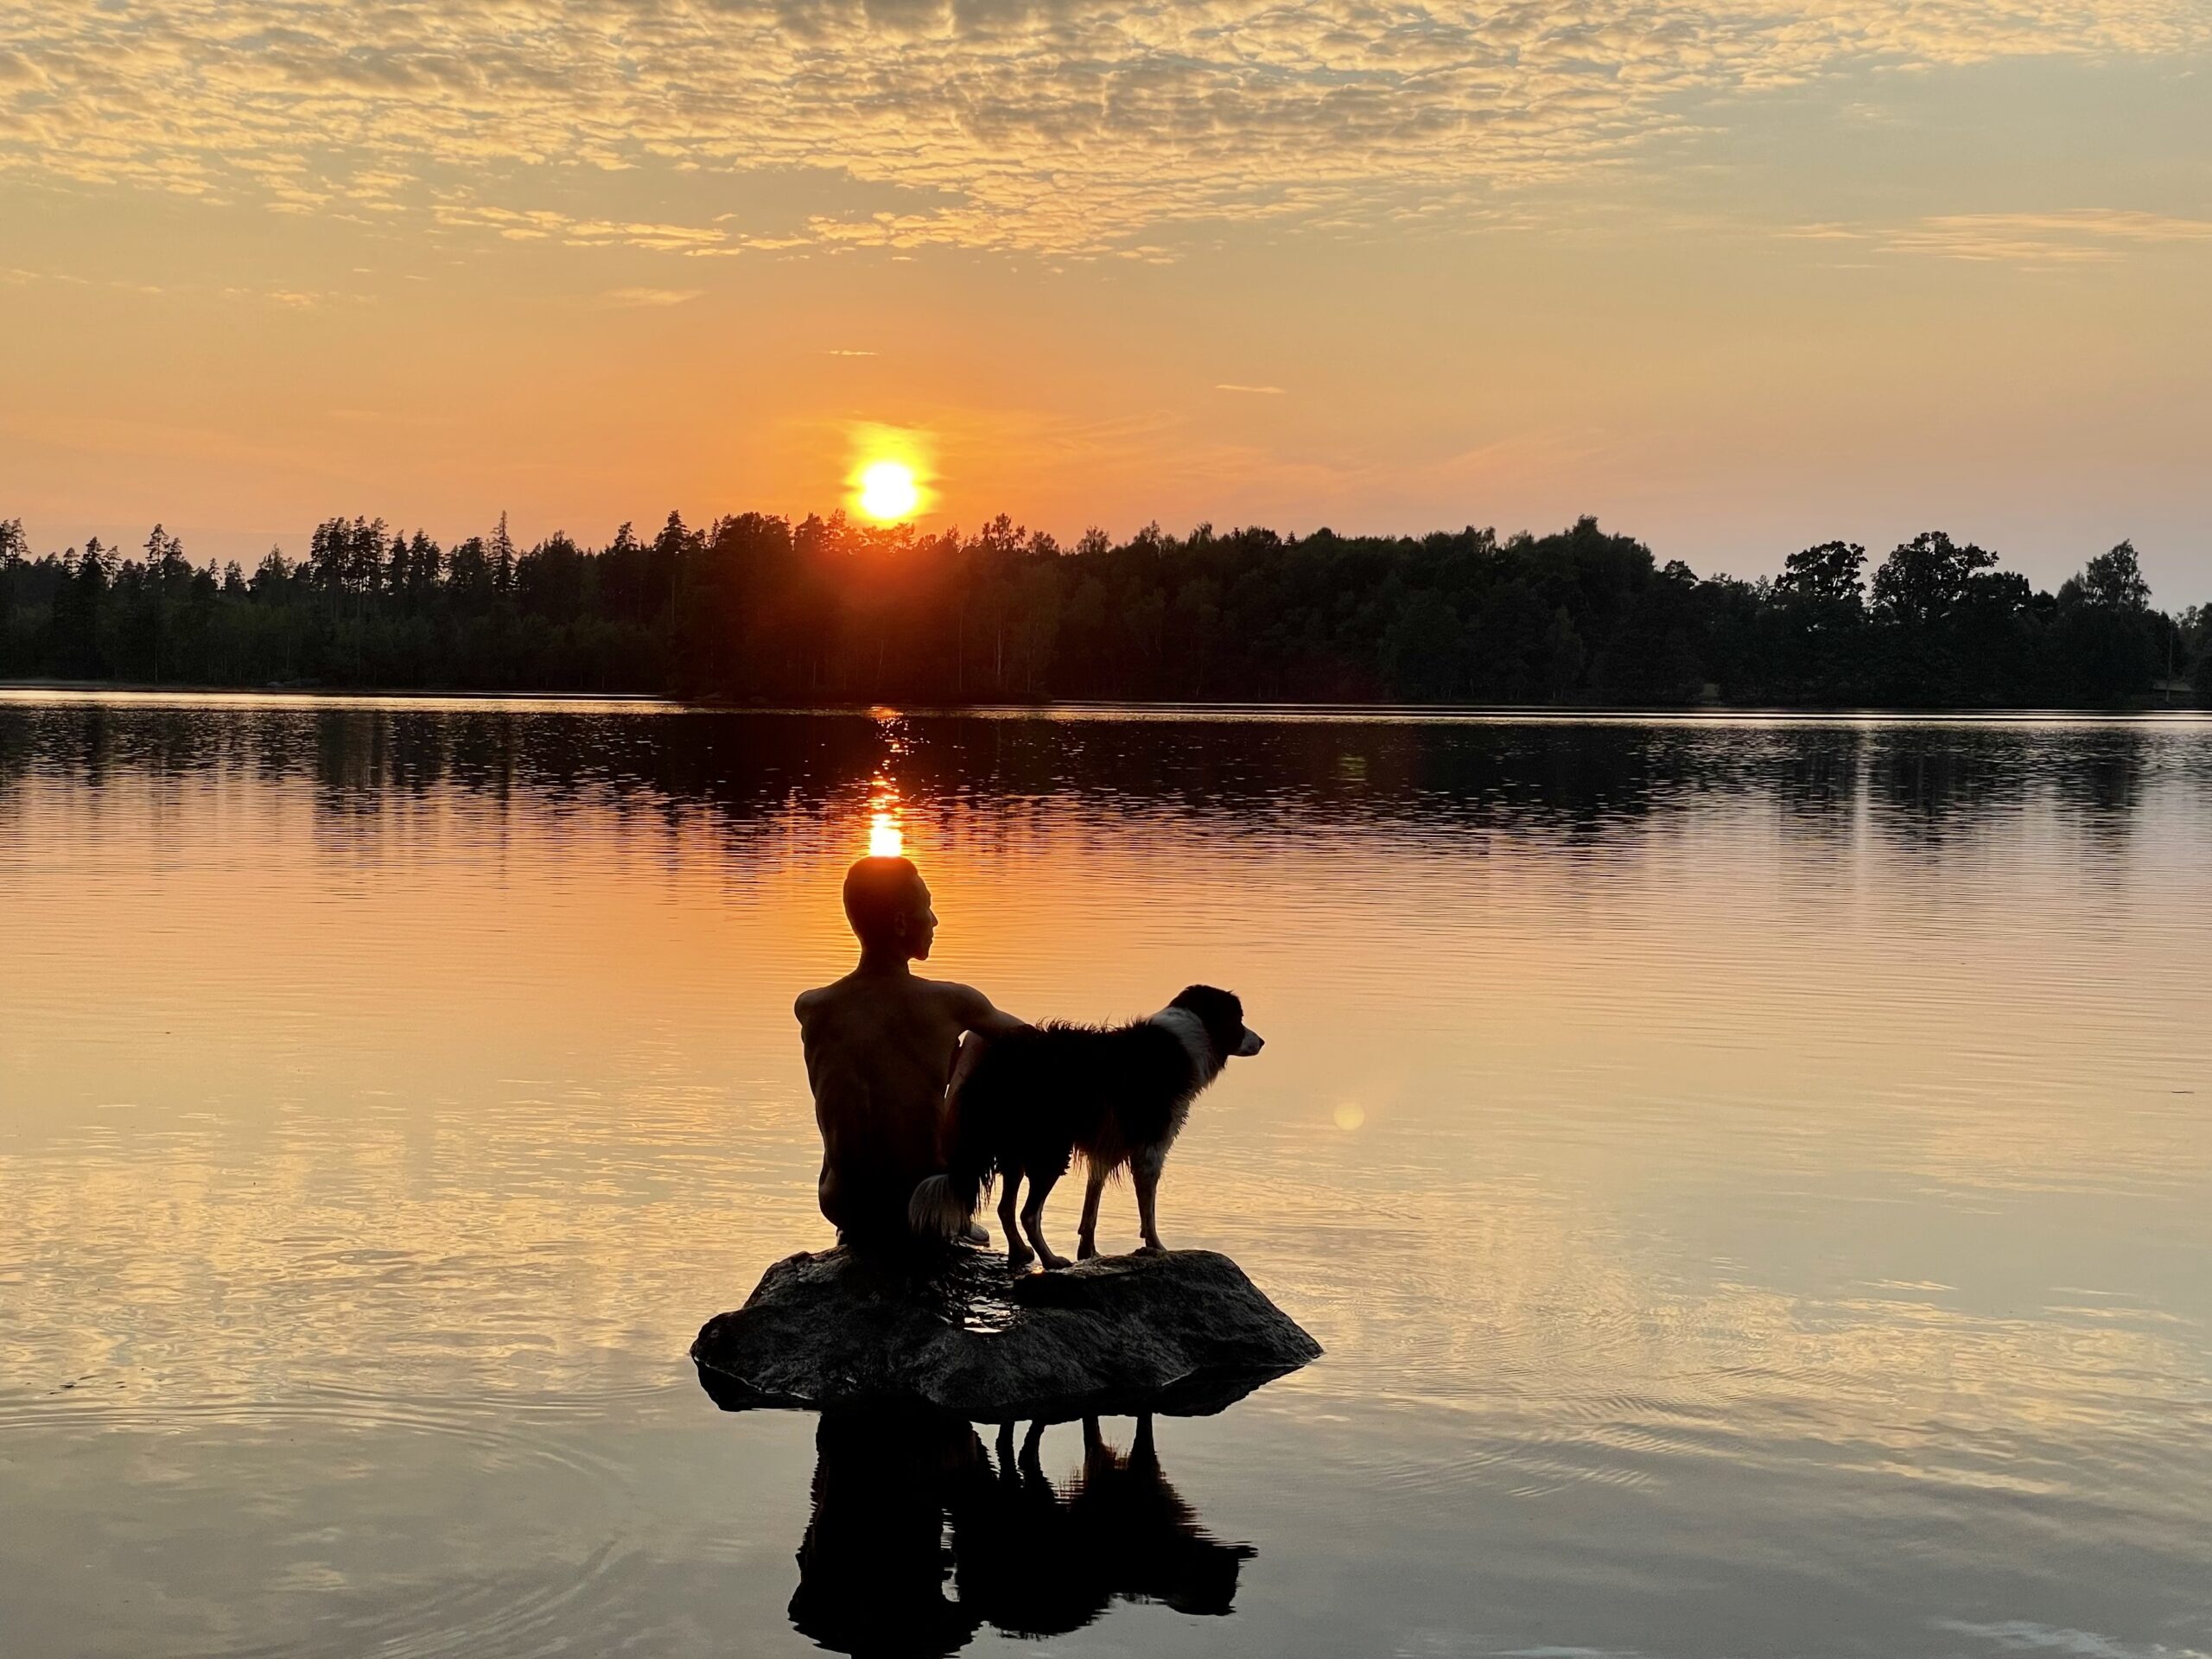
[910,985,1263,1268]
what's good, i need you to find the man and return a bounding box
[795,855,1025,1249]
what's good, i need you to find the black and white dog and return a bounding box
[910,986,1264,1268]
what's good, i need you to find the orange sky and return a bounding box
[1,1,2209,593]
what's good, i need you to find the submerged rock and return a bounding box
[692,1247,1322,1423]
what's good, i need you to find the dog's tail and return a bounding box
[909,1060,1005,1241]
[908,1172,973,1241]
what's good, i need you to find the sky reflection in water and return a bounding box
[3,697,2210,1658]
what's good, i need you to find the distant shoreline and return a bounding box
[0,678,667,702]
[9,518,2204,710]
[3,679,2205,720]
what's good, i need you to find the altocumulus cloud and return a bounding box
[1794,210,2212,268]
[0,0,2202,257]
[598,286,707,307]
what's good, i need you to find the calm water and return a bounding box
[3,694,2210,1659]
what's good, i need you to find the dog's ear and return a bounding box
[1172,985,1252,1057]
[1173,984,1237,1013]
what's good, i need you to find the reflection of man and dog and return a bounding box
[796,854,1263,1268]
[791,1409,1255,1655]
[772,853,1269,1651]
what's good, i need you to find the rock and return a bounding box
[692,1247,1322,1423]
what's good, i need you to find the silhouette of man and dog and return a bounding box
[796,854,1263,1269]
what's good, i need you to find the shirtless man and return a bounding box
[795,856,1025,1249]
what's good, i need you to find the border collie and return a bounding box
[910,985,1263,1269]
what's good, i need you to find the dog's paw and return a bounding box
[1135,1242,1166,1255]
[1077,1238,1099,1261]
[1039,1251,1072,1270]
[1007,1245,1035,1271]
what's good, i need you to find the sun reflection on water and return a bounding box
[866,770,906,859]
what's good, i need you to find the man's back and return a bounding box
[798,970,988,1244]
[798,855,1021,1247]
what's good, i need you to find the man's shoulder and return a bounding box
[796,970,985,1025]
[913,975,989,1010]
[793,978,852,1024]
[795,970,941,1016]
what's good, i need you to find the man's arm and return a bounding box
[943,982,1027,1039]
[939,983,1027,1138]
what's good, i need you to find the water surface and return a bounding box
[3,695,2210,1657]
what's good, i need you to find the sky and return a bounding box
[2,0,2208,596]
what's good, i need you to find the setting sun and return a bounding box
[856,461,919,524]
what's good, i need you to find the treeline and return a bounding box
[2,511,2206,707]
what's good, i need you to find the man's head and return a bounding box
[842,856,936,960]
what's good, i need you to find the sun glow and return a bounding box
[857,460,920,523]
[847,424,933,524]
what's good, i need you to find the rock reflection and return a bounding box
[746,1399,1256,1656]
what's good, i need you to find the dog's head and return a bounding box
[1169,985,1264,1064]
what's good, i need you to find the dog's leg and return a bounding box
[1001,1170,1033,1270]
[1132,1145,1167,1253]
[1076,1162,1108,1260]
[1020,1164,1071,1270]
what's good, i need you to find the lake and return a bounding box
[3,693,2209,1659]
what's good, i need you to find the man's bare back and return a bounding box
[797,858,1021,1246]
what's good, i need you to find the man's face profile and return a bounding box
[905,879,937,959]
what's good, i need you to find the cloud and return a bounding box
[1891,211,2212,264]
[0,0,2204,256]
[1935,1620,2210,1659]
[432,200,735,253]
[1797,211,2212,267]
[1216,384,1287,395]
[598,285,705,308]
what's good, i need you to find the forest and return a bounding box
[2,510,2205,708]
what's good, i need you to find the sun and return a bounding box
[857,460,919,524]
[845,423,933,522]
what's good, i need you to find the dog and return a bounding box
[909,985,1263,1269]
